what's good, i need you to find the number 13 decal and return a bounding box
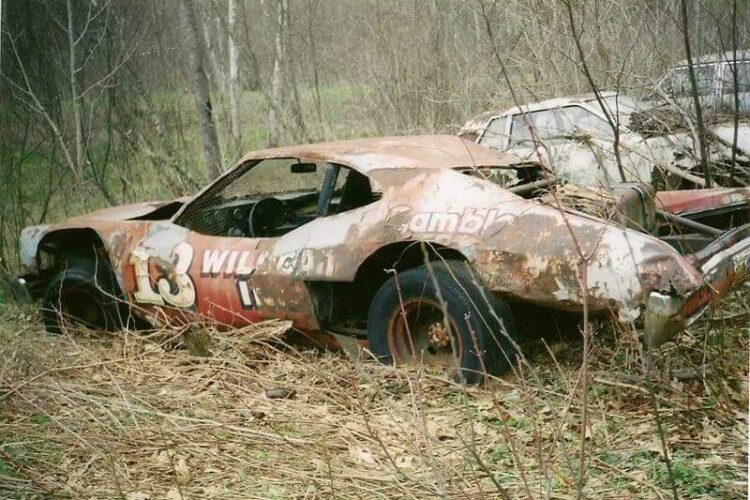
[129,242,197,308]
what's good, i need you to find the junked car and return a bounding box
[655,50,750,115]
[16,135,750,383]
[460,92,750,189]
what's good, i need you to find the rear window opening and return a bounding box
[461,165,548,197]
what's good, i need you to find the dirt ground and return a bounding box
[0,288,747,499]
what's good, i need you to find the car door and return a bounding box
[660,64,719,112]
[504,108,556,167]
[556,105,654,186]
[719,60,750,113]
[122,220,286,327]
[121,158,331,330]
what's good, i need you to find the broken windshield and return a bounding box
[587,95,641,129]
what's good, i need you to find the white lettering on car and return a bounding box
[130,247,165,305]
[275,249,335,276]
[202,249,230,276]
[157,242,196,308]
[201,249,258,276]
[237,279,260,309]
[130,242,196,308]
[200,248,262,309]
[132,245,264,311]
[389,207,513,235]
[235,251,256,275]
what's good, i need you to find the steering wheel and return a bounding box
[247,197,290,238]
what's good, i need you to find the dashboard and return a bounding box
[184,191,320,238]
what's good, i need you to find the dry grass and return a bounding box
[540,184,619,221]
[0,289,748,499]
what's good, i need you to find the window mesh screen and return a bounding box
[176,158,325,237]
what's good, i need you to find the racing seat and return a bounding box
[337,170,375,213]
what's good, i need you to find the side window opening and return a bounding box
[478,116,509,149]
[330,169,378,214]
[694,64,717,94]
[661,64,717,98]
[508,106,615,145]
[462,165,544,193]
[510,114,533,143]
[176,158,321,237]
[722,61,750,94]
[558,106,613,136]
[509,109,561,144]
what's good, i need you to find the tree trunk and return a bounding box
[730,0,739,185]
[680,0,711,187]
[283,0,306,141]
[66,0,84,178]
[228,0,241,156]
[181,0,223,179]
[307,0,324,134]
[204,15,228,98]
[268,0,287,147]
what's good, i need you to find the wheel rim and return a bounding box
[386,298,462,372]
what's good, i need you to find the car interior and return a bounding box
[176,159,379,238]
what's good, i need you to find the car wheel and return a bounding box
[42,261,122,334]
[366,261,519,384]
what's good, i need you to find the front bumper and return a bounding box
[643,230,750,347]
[14,273,48,302]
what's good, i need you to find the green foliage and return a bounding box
[656,452,738,498]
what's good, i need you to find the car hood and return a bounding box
[711,123,750,151]
[18,197,190,275]
[66,198,190,223]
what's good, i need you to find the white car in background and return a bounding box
[460,92,749,189]
[656,50,750,115]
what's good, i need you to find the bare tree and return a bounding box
[5,0,131,199]
[228,0,241,157]
[66,0,85,176]
[181,0,223,179]
[203,16,226,96]
[267,0,287,147]
[680,0,712,187]
[563,0,627,183]
[306,0,324,134]
[730,0,740,185]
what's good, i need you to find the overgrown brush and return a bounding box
[0,289,747,499]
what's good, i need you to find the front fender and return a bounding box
[18,225,51,274]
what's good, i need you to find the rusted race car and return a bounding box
[17,136,750,382]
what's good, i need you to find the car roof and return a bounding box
[459,91,620,135]
[236,135,527,173]
[672,50,750,68]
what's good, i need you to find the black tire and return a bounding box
[42,259,123,334]
[366,261,519,384]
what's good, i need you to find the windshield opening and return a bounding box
[587,95,641,129]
